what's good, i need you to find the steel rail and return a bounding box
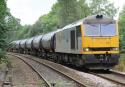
[9,53,88,87]
[8,53,52,87]
[90,70,125,86]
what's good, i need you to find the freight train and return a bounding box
[8,15,120,69]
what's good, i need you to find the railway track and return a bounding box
[90,69,125,86]
[8,54,52,87]
[8,53,125,87]
[8,53,88,87]
[19,54,125,87]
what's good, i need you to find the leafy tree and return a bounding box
[119,6,125,53]
[77,0,91,19]
[9,0,119,42]
[16,25,31,39]
[58,0,79,27]
[39,3,60,33]
[27,3,60,37]
[90,0,117,17]
[5,15,21,42]
[28,21,43,37]
[0,0,9,62]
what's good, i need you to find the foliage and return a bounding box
[5,15,21,41]
[23,3,60,38]
[58,0,79,27]
[28,21,43,37]
[119,6,125,53]
[36,3,60,34]
[16,25,31,39]
[6,0,118,43]
[114,54,125,72]
[4,0,125,72]
[0,0,22,62]
[0,0,9,62]
[77,0,91,19]
[90,0,117,17]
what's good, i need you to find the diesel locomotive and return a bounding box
[8,15,119,69]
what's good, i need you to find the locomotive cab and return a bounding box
[81,15,119,69]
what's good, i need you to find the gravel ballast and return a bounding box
[8,55,45,87]
[24,54,122,87]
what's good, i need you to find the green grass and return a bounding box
[114,54,125,72]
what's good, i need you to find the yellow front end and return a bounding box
[80,22,119,69]
[81,36,119,54]
[81,23,119,54]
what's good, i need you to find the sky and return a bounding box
[7,0,125,25]
[7,0,57,25]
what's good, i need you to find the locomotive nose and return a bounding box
[92,37,111,47]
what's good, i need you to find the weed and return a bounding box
[114,54,125,72]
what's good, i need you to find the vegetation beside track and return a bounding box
[114,54,125,72]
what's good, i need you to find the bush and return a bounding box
[114,54,125,72]
[0,49,8,64]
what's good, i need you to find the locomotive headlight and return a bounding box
[83,48,90,51]
[112,48,119,51]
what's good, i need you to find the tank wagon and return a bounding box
[25,37,36,54]
[32,35,43,55]
[20,39,27,53]
[9,15,120,69]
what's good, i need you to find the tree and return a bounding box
[5,15,21,42]
[0,0,9,62]
[27,2,60,37]
[77,0,91,19]
[90,0,117,17]
[39,3,60,33]
[28,21,43,37]
[119,6,125,53]
[16,25,31,39]
[9,0,119,41]
[58,0,79,27]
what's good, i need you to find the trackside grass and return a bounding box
[114,54,125,72]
